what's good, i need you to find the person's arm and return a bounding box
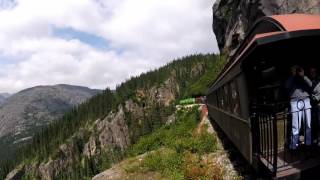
[303,76,312,87]
[313,83,320,101]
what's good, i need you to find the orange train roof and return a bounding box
[271,14,320,31]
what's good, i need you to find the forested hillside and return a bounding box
[1,54,226,179]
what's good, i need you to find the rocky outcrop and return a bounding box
[96,105,131,151]
[149,76,179,107]
[5,166,24,180]
[191,63,205,78]
[38,160,63,180]
[83,136,98,157]
[125,100,144,120]
[36,139,79,179]
[213,0,320,54]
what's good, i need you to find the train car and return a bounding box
[207,14,320,179]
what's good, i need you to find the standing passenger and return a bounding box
[309,68,319,86]
[310,68,320,145]
[285,66,313,150]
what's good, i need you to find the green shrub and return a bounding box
[193,132,218,154]
[128,109,199,156]
[143,148,184,179]
[128,107,219,179]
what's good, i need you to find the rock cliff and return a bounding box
[212,0,320,54]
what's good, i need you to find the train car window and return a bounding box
[219,88,224,109]
[230,80,241,115]
[208,93,212,105]
[224,85,231,112]
[215,91,219,107]
[208,92,216,107]
[211,91,217,107]
[261,66,277,83]
[215,89,219,108]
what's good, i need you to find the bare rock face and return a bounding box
[125,100,144,119]
[212,0,320,54]
[5,166,24,180]
[191,63,205,78]
[96,105,131,151]
[38,158,73,180]
[38,160,59,180]
[149,76,179,107]
[83,136,98,157]
[35,139,79,180]
[165,114,176,125]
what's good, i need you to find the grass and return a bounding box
[143,148,184,179]
[128,107,218,156]
[126,107,222,179]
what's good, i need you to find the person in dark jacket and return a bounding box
[286,66,313,150]
[309,67,320,145]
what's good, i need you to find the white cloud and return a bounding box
[0,0,218,93]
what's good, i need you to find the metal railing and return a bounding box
[251,100,318,175]
[251,104,278,175]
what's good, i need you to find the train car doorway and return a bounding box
[242,30,320,177]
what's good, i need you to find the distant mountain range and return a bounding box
[0,84,101,161]
[0,93,11,105]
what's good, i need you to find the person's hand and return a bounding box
[312,94,319,101]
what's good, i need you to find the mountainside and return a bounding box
[93,106,241,180]
[0,93,10,105]
[212,0,320,54]
[0,84,100,162]
[1,54,226,180]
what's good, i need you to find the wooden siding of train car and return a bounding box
[207,62,252,163]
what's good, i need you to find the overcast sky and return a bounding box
[0,0,218,93]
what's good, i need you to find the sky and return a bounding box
[0,0,218,93]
